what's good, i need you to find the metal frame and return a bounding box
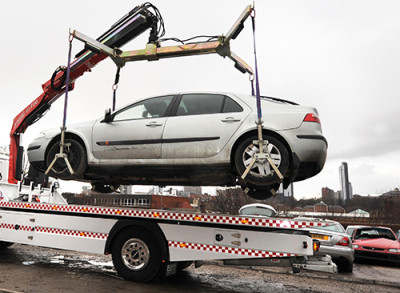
[72,5,254,75]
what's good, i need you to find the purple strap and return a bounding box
[63,35,73,128]
[251,11,262,122]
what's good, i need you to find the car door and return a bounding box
[91,95,174,160]
[162,93,249,158]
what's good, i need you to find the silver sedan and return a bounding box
[27,92,327,198]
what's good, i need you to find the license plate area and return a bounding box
[310,233,329,241]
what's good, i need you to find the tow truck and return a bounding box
[0,3,336,282]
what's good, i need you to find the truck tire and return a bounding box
[111,227,165,282]
[0,241,13,250]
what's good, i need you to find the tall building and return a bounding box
[339,162,352,201]
[322,187,334,200]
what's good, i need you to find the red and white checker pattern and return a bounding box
[0,223,32,231]
[35,227,108,239]
[0,202,327,229]
[168,240,295,258]
[0,222,107,239]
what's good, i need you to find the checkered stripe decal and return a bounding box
[35,227,108,239]
[0,202,326,228]
[0,223,32,231]
[169,241,295,258]
[0,222,107,239]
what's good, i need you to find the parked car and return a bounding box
[27,92,327,198]
[239,203,277,217]
[295,217,354,272]
[346,225,400,265]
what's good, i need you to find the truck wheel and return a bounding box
[0,241,13,250]
[46,138,87,180]
[235,135,289,186]
[111,228,165,282]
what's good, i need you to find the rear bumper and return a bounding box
[281,132,327,183]
[316,245,354,264]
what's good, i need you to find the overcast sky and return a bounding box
[1,0,400,199]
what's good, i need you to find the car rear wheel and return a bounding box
[234,135,289,187]
[242,183,280,200]
[46,138,87,180]
[336,257,353,273]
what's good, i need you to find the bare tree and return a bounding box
[209,188,256,215]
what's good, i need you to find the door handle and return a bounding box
[146,121,163,127]
[221,117,241,123]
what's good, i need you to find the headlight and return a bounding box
[388,248,400,253]
[353,244,359,249]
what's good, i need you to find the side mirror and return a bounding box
[102,108,113,123]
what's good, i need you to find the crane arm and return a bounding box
[9,3,160,183]
[9,3,254,184]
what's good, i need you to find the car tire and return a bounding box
[337,259,353,273]
[46,138,87,180]
[111,228,165,282]
[234,135,289,186]
[91,183,120,193]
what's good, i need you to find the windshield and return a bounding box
[240,206,276,217]
[310,222,345,233]
[353,227,397,240]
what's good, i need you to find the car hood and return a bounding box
[353,238,400,249]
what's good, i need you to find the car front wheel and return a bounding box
[234,135,289,187]
[46,138,87,180]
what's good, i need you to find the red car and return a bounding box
[346,225,400,265]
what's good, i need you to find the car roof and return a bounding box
[239,203,277,212]
[346,225,393,230]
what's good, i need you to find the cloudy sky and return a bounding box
[1,0,400,199]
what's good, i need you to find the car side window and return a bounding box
[113,95,174,121]
[177,94,225,116]
[223,97,243,113]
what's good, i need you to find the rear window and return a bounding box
[311,223,345,233]
[239,206,276,217]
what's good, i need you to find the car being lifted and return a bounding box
[28,92,327,199]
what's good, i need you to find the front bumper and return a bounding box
[355,249,400,264]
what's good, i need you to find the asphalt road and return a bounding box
[0,244,399,293]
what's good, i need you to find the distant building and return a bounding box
[278,183,294,197]
[322,187,335,200]
[183,186,202,196]
[63,192,192,210]
[314,201,328,212]
[339,162,352,201]
[381,188,400,197]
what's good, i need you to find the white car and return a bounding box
[27,92,327,198]
[239,203,277,217]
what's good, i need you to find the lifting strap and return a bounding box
[241,7,284,184]
[45,32,75,176]
[112,66,121,111]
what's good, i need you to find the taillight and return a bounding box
[336,237,350,247]
[303,113,321,124]
[313,240,320,251]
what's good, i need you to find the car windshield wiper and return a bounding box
[259,96,299,105]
